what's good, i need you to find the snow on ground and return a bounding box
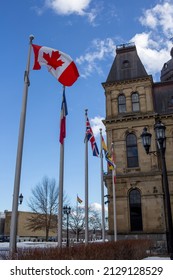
[0,241,58,249]
[143,256,170,260]
[0,242,59,259]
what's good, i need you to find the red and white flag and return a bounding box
[32,44,79,87]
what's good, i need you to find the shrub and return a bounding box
[11,239,153,260]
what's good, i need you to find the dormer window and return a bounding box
[118,94,126,113]
[123,60,130,68]
[163,63,168,70]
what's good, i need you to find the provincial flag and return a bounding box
[86,117,99,157]
[32,44,79,87]
[59,89,68,144]
[77,195,83,204]
[101,136,115,170]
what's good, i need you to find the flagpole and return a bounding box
[76,194,79,242]
[58,86,66,248]
[58,142,64,248]
[111,142,117,242]
[100,129,105,242]
[9,35,34,256]
[85,109,89,245]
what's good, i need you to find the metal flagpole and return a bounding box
[9,35,34,256]
[85,109,89,245]
[76,194,79,242]
[111,142,117,241]
[58,86,66,248]
[58,142,64,248]
[100,129,105,242]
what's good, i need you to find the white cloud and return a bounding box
[90,202,108,213]
[90,116,106,137]
[76,1,173,80]
[130,32,172,78]
[45,0,91,15]
[45,0,98,23]
[127,1,173,80]
[76,38,116,78]
[46,1,173,81]
[42,2,173,81]
[77,31,171,81]
[139,2,173,37]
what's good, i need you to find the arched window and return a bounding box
[132,92,140,112]
[126,133,139,168]
[129,189,143,231]
[118,94,126,113]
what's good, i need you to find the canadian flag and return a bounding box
[32,44,79,87]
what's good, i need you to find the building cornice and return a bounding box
[103,112,173,125]
[103,112,158,124]
[102,75,153,89]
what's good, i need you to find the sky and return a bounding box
[1,0,173,213]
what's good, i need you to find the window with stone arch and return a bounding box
[126,133,139,168]
[131,92,140,112]
[118,94,126,113]
[129,188,143,231]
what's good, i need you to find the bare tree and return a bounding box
[89,207,102,240]
[68,205,85,242]
[26,176,58,241]
[89,207,102,230]
[68,205,102,242]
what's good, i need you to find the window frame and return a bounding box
[131,92,140,112]
[126,133,139,168]
[129,188,143,232]
[118,94,126,113]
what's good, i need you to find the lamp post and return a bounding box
[141,121,173,259]
[63,206,71,247]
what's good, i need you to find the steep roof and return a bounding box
[106,43,149,83]
[160,47,173,82]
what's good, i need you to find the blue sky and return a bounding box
[0,0,173,212]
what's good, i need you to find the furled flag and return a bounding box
[77,195,83,204]
[111,143,116,184]
[86,117,99,157]
[59,89,68,144]
[32,44,79,86]
[101,136,115,170]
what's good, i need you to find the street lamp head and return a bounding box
[19,193,23,205]
[154,121,166,142]
[63,205,71,215]
[141,127,152,154]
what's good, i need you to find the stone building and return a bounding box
[102,43,173,249]
[4,211,57,241]
[3,211,99,242]
[0,212,5,236]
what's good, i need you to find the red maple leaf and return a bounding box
[43,50,64,70]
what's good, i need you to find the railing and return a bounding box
[116,42,135,49]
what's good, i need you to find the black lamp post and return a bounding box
[141,121,173,259]
[63,205,71,247]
